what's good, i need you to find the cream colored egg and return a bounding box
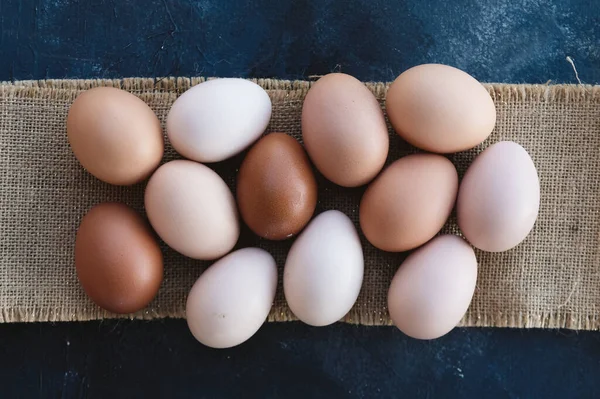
[186,248,277,348]
[388,235,478,340]
[284,210,364,326]
[144,160,239,260]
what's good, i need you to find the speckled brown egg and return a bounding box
[74,202,163,314]
[67,87,164,185]
[237,133,317,240]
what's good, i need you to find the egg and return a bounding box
[385,64,496,153]
[186,247,277,348]
[457,141,540,252]
[167,78,272,163]
[237,133,317,240]
[301,73,389,187]
[74,202,163,314]
[388,235,477,340]
[360,153,458,252]
[67,87,164,185]
[284,210,363,326]
[144,160,239,260]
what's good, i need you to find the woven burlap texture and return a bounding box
[1,77,599,329]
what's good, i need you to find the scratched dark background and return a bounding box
[1,0,600,398]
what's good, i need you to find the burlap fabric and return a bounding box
[1,78,599,329]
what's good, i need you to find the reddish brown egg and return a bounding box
[237,133,318,240]
[359,154,458,252]
[74,202,163,314]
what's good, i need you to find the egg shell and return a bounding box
[75,202,163,314]
[301,73,389,187]
[186,247,277,348]
[237,133,317,240]
[359,153,458,252]
[167,78,272,163]
[284,210,364,326]
[144,160,239,260]
[67,87,164,185]
[388,235,477,340]
[457,141,540,252]
[385,64,496,153]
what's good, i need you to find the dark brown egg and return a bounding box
[237,133,318,240]
[74,202,163,314]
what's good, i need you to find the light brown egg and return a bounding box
[386,64,496,153]
[75,202,163,314]
[144,160,239,260]
[237,133,317,240]
[302,73,389,187]
[388,234,478,340]
[67,87,164,185]
[359,153,458,252]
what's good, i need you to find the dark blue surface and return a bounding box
[1,0,599,84]
[3,321,600,398]
[1,0,600,397]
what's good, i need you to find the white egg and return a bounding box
[388,235,478,340]
[457,141,540,252]
[186,248,277,349]
[167,78,272,162]
[283,210,364,326]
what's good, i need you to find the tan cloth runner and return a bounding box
[1,78,599,329]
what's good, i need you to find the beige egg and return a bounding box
[186,248,277,348]
[67,87,164,185]
[388,235,478,340]
[302,73,389,187]
[359,153,458,252]
[457,141,540,252]
[144,160,239,260]
[386,64,496,153]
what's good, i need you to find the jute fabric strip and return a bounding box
[1,78,599,329]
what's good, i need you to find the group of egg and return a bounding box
[67,63,539,348]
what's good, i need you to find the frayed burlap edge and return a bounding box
[3,77,600,102]
[1,304,599,330]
